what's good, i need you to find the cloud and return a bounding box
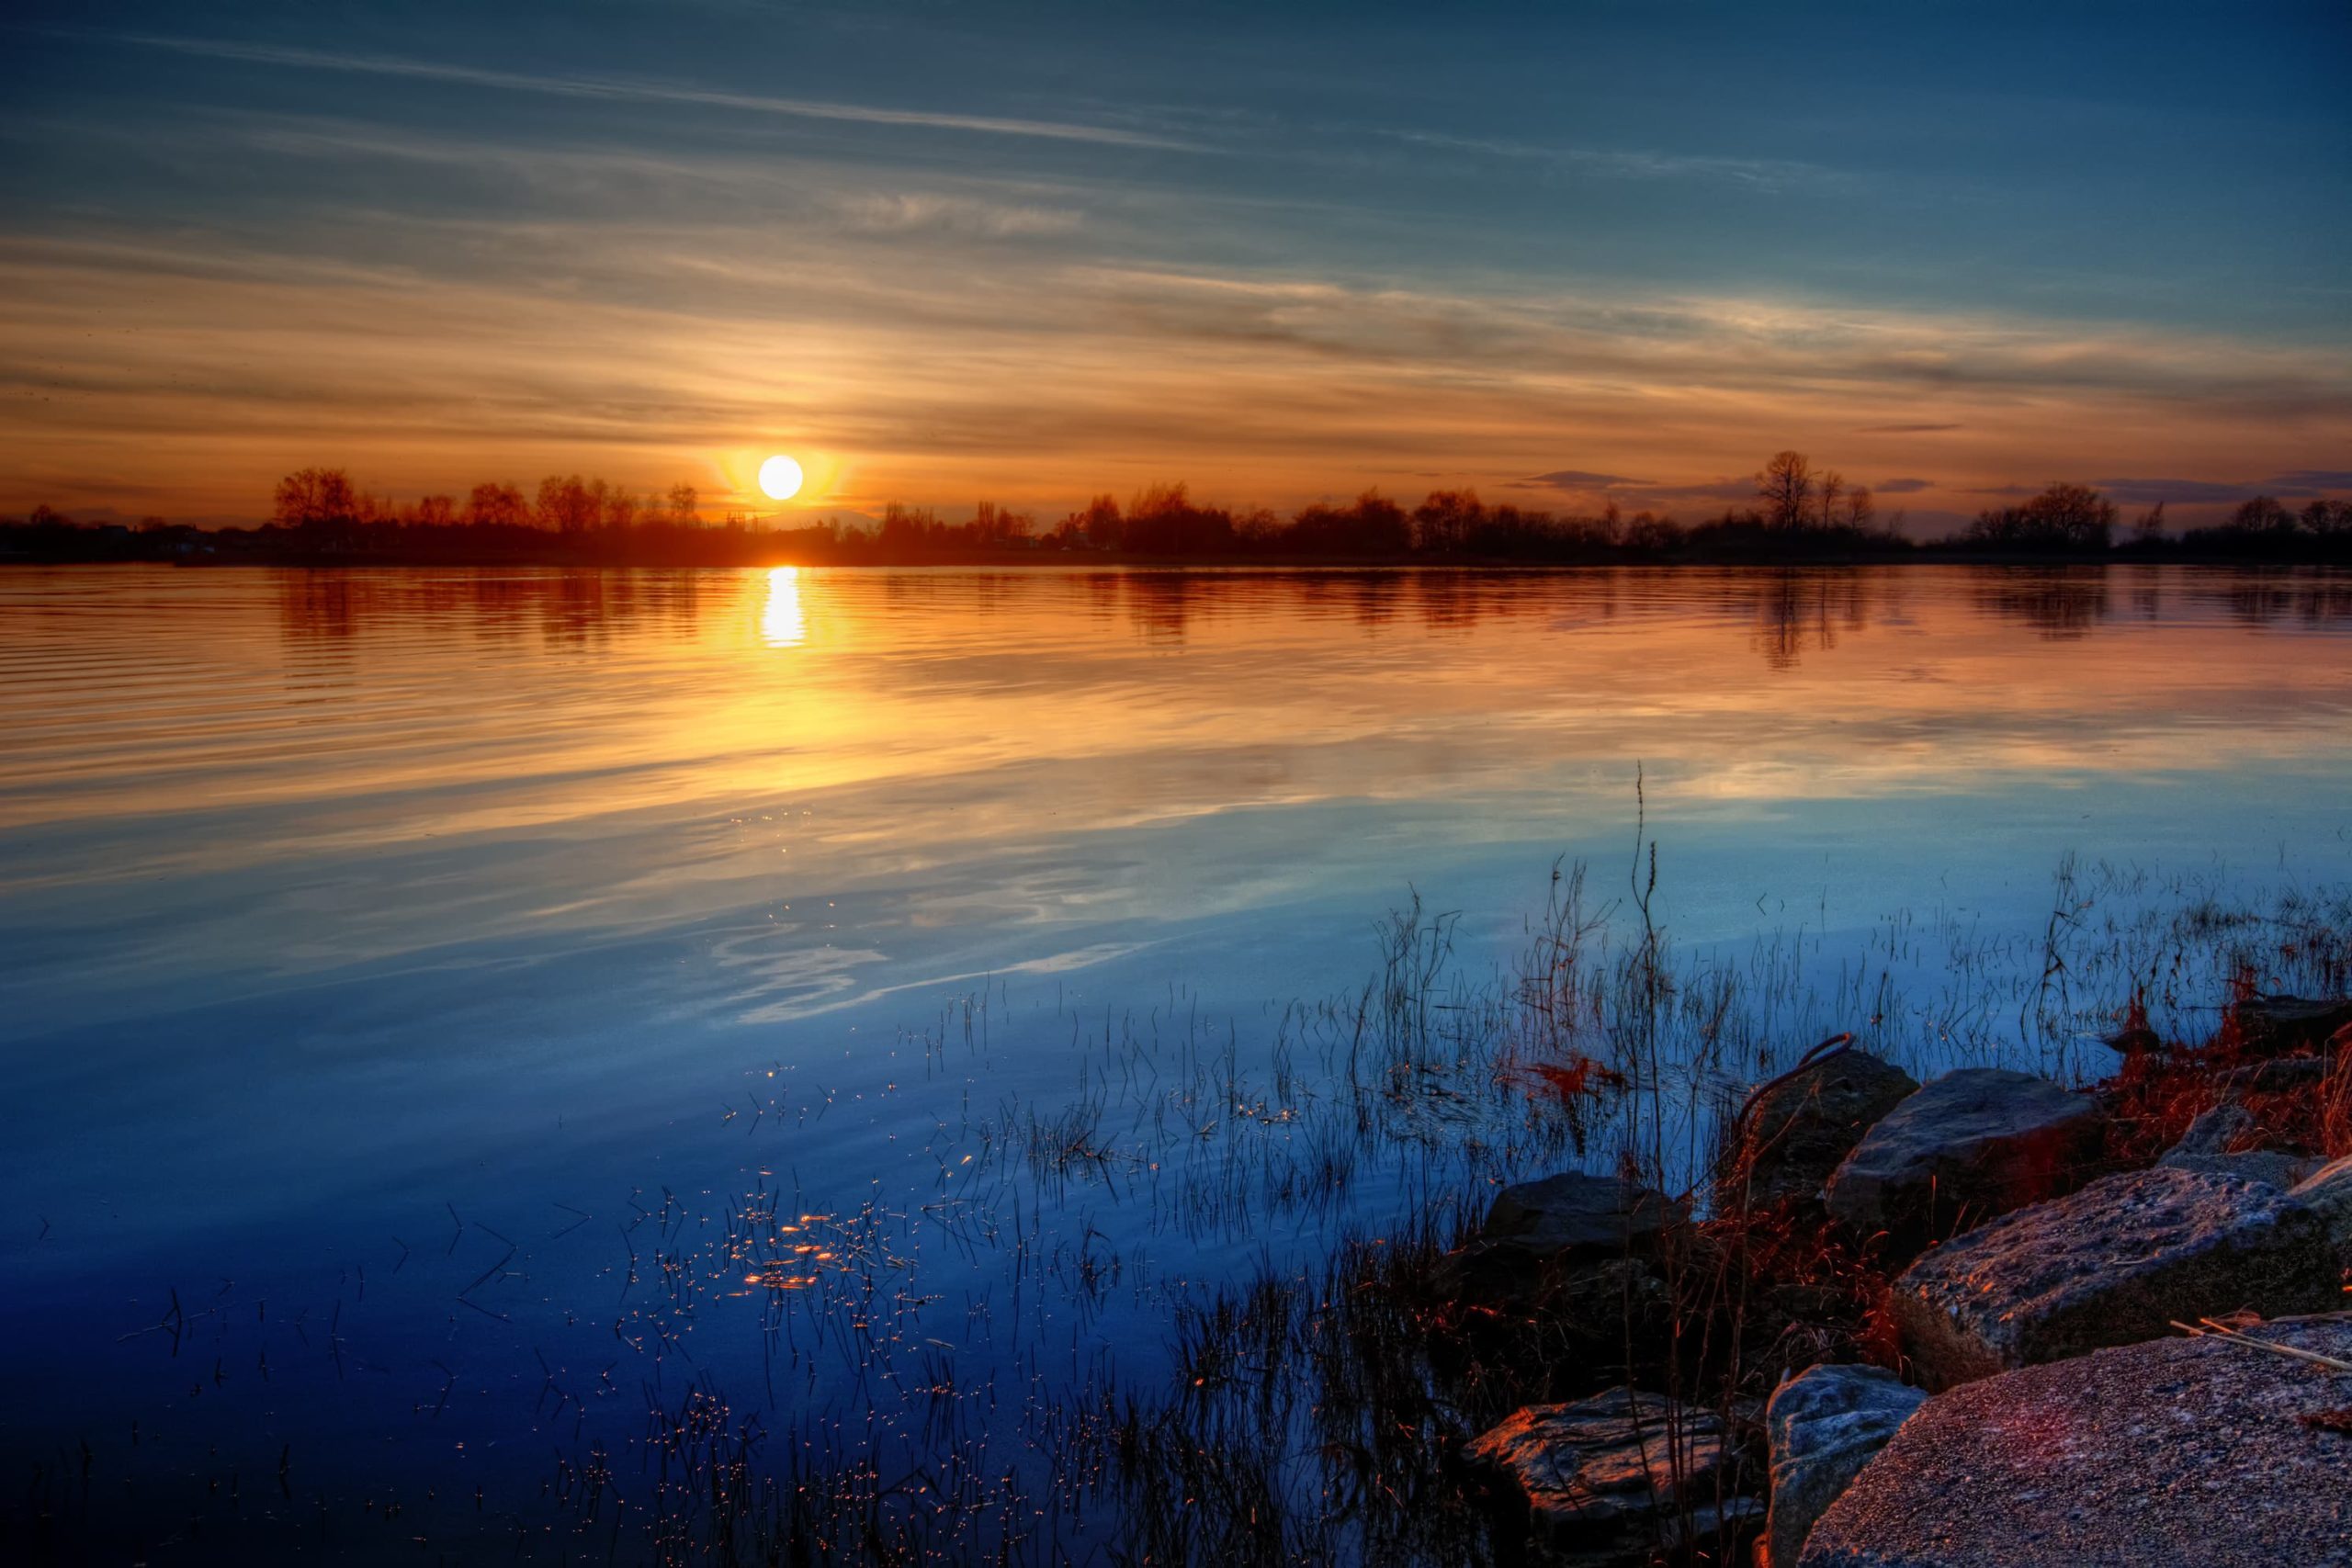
[1857,423,1962,434]
[1385,130,1838,192]
[2091,477,2256,504]
[6,219,2351,523]
[2262,469,2352,493]
[1875,478,1936,493]
[1517,468,1650,491]
[100,32,1199,150]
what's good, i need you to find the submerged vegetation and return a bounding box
[13,832,2348,1565]
[7,450,2349,566]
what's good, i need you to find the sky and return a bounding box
[3,0,2347,529]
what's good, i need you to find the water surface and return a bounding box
[3,563,2348,1558]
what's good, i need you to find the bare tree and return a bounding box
[537,475,605,534]
[665,483,699,525]
[1756,450,1814,530]
[464,481,530,527]
[1815,469,1845,528]
[272,467,359,528]
[1839,485,1875,530]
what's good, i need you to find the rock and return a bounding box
[1823,1068,2105,1253]
[1763,1364,1927,1568]
[2225,994,2352,1055]
[1464,1388,1759,1565]
[2160,1147,2321,1187]
[1718,1049,1919,1210]
[1437,1169,1681,1304]
[2167,1101,2255,1157]
[1483,1169,1679,1257]
[2292,1153,2352,1248]
[1797,1314,2352,1567]
[1891,1167,2340,1391]
[2156,1102,2320,1188]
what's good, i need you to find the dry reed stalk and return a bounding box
[2170,1318,2352,1374]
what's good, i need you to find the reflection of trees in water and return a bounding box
[270,565,2350,669]
[1739,570,1875,669]
[1968,569,2111,640]
[2188,579,2352,627]
[274,569,718,652]
[1123,571,1199,641]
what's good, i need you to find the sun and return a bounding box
[757,454,805,502]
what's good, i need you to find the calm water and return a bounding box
[3,563,2349,1560]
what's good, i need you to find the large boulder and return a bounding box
[1891,1167,2340,1391]
[1438,1169,1680,1303]
[1463,1388,1759,1565]
[1718,1049,1919,1210]
[2156,1102,2319,1189]
[1798,1314,2352,1567]
[2292,1152,2352,1251]
[1824,1068,2105,1252]
[1762,1364,1927,1568]
[2224,994,2352,1055]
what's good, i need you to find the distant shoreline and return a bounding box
[6,547,2348,571]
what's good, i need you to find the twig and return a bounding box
[2172,1318,2352,1373]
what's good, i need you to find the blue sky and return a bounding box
[4,0,2346,525]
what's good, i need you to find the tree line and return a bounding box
[5,452,2346,565]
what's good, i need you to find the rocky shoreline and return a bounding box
[1448,995,2352,1567]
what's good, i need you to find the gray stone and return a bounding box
[2225,994,2352,1055]
[1437,1169,1681,1304]
[1823,1068,2105,1252]
[1891,1166,2340,1391]
[2167,1101,2256,1158]
[1463,1388,1758,1565]
[2157,1103,2319,1188]
[1718,1049,1919,1211]
[2292,1152,2352,1247]
[1483,1169,1679,1257]
[1798,1314,2352,1568]
[1763,1364,1927,1568]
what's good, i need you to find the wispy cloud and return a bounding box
[1385,130,1837,191]
[101,32,1202,151]
[1516,468,1651,491]
[1859,423,1962,434]
[2093,477,2256,505]
[1875,478,1936,493]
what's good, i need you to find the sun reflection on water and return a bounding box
[759,566,806,648]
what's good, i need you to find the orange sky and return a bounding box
[6,16,2349,531]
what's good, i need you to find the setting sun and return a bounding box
[757,454,804,502]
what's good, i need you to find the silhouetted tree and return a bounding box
[1411,490,1482,554]
[1757,450,1814,530]
[1815,469,1846,528]
[1839,485,1875,530]
[273,467,359,528]
[1962,481,2116,551]
[665,483,699,525]
[537,475,604,534]
[464,481,530,527]
[1077,494,1123,550]
[1287,491,1409,554]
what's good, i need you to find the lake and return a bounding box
[3,562,2348,1561]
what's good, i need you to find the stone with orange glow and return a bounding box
[1464,1388,1760,1564]
[1890,1166,2339,1391]
[1797,1314,2352,1568]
